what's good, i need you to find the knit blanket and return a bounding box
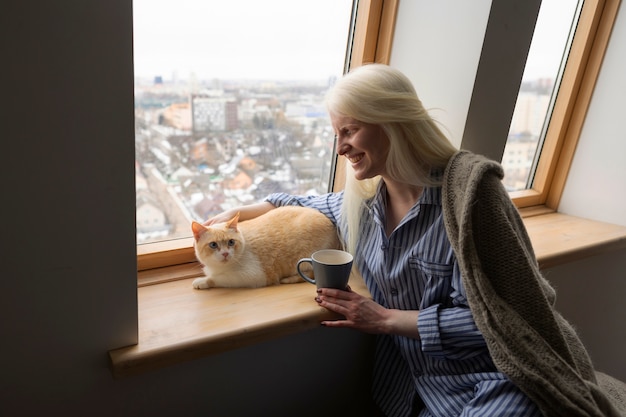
[442,151,626,417]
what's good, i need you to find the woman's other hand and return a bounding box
[203,209,239,226]
[202,202,276,226]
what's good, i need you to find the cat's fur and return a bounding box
[191,206,341,289]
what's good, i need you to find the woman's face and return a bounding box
[331,113,390,181]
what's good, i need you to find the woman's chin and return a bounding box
[353,169,374,181]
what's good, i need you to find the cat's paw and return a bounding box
[193,277,213,290]
[280,275,303,284]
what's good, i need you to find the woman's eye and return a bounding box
[209,242,218,249]
[228,239,236,247]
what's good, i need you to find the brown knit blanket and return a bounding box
[442,151,626,417]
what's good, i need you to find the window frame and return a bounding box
[509,0,621,210]
[136,0,619,277]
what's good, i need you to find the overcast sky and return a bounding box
[522,0,580,81]
[133,0,580,82]
[132,0,352,80]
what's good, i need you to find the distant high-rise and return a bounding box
[191,94,238,132]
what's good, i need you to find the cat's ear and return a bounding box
[225,212,240,231]
[191,221,207,241]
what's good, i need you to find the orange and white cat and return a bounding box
[191,206,341,289]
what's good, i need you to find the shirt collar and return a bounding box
[366,175,442,229]
[371,170,443,209]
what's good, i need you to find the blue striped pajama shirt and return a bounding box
[266,182,541,417]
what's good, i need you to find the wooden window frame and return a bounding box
[511,0,621,211]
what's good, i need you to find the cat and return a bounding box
[191,206,341,289]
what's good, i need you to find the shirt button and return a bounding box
[390,288,398,296]
[381,244,387,250]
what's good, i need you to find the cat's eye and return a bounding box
[227,239,236,247]
[209,242,219,249]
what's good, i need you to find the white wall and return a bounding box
[543,250,626,380]
[390,0,492,147]
[559,4,626,226]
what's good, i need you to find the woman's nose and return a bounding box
[336,139,350,155]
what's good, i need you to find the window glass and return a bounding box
[133,0,353,244]
[502,0,582,191]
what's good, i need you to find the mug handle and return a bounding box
[296,258,315,284]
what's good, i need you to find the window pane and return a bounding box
[502,0,582,191]
[133,0,353,244]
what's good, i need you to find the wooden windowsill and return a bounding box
[522,211,626,269]
[109,270,371,378]
[109,212,626,378]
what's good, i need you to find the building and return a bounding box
[191,93,238,132]
[136,191,171,241]
[162,102,192,131]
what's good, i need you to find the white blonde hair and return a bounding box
[326,64,458,253]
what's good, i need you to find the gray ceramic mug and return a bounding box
[297,249,353,290]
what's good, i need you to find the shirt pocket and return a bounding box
[410,258,454,277]
[409,257,455,308]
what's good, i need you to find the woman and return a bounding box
[206,64,621,417]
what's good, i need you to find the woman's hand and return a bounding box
[203,209,239,226]
[203,202,276,226]
[315,287,421,338]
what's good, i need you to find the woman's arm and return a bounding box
[205,191,344,226]
[265,191,344,225]
[203,201,276,226]
[315,289,488,357]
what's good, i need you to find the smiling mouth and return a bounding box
[346,154,364,164]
